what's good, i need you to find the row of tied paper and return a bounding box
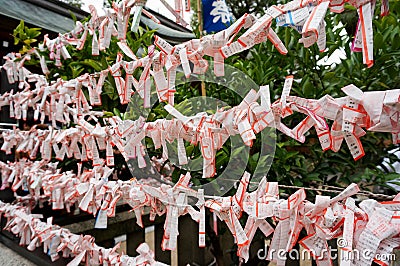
[1,160,399,266]
[1,0,388,109]
[2,76,400,178]
[0,199,167,266]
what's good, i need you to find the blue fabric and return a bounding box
[202,0,232,33]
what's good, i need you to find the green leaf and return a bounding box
[113,108,121,118]
[383,173,400,181]
[103,111,114,117]
[80,59,104,72]
[374,32,384,50]
[69,10,78,23]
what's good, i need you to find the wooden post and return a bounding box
[154,223,171,264]
[196,0,203,34]
[200,81,206,96]
[178,215,214,265]
[196,0,207,97]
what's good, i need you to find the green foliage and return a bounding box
[190,0,203,38]
[45,25,155,113]
[173,0,400,197]
[224,0,400,195]
[49,25,155,175]
[12,20,41,54]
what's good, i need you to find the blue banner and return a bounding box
[202,0,232,33]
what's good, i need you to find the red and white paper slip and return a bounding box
[301,1,329,48]
[352,2,374,67]
[344,132,365,160]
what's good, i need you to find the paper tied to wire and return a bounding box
[0,0,388,122]
[1,157,400,266]
[0,200,167,266]
[0,0,389,122]
[1,77,400,179]
[219,0,389,67]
